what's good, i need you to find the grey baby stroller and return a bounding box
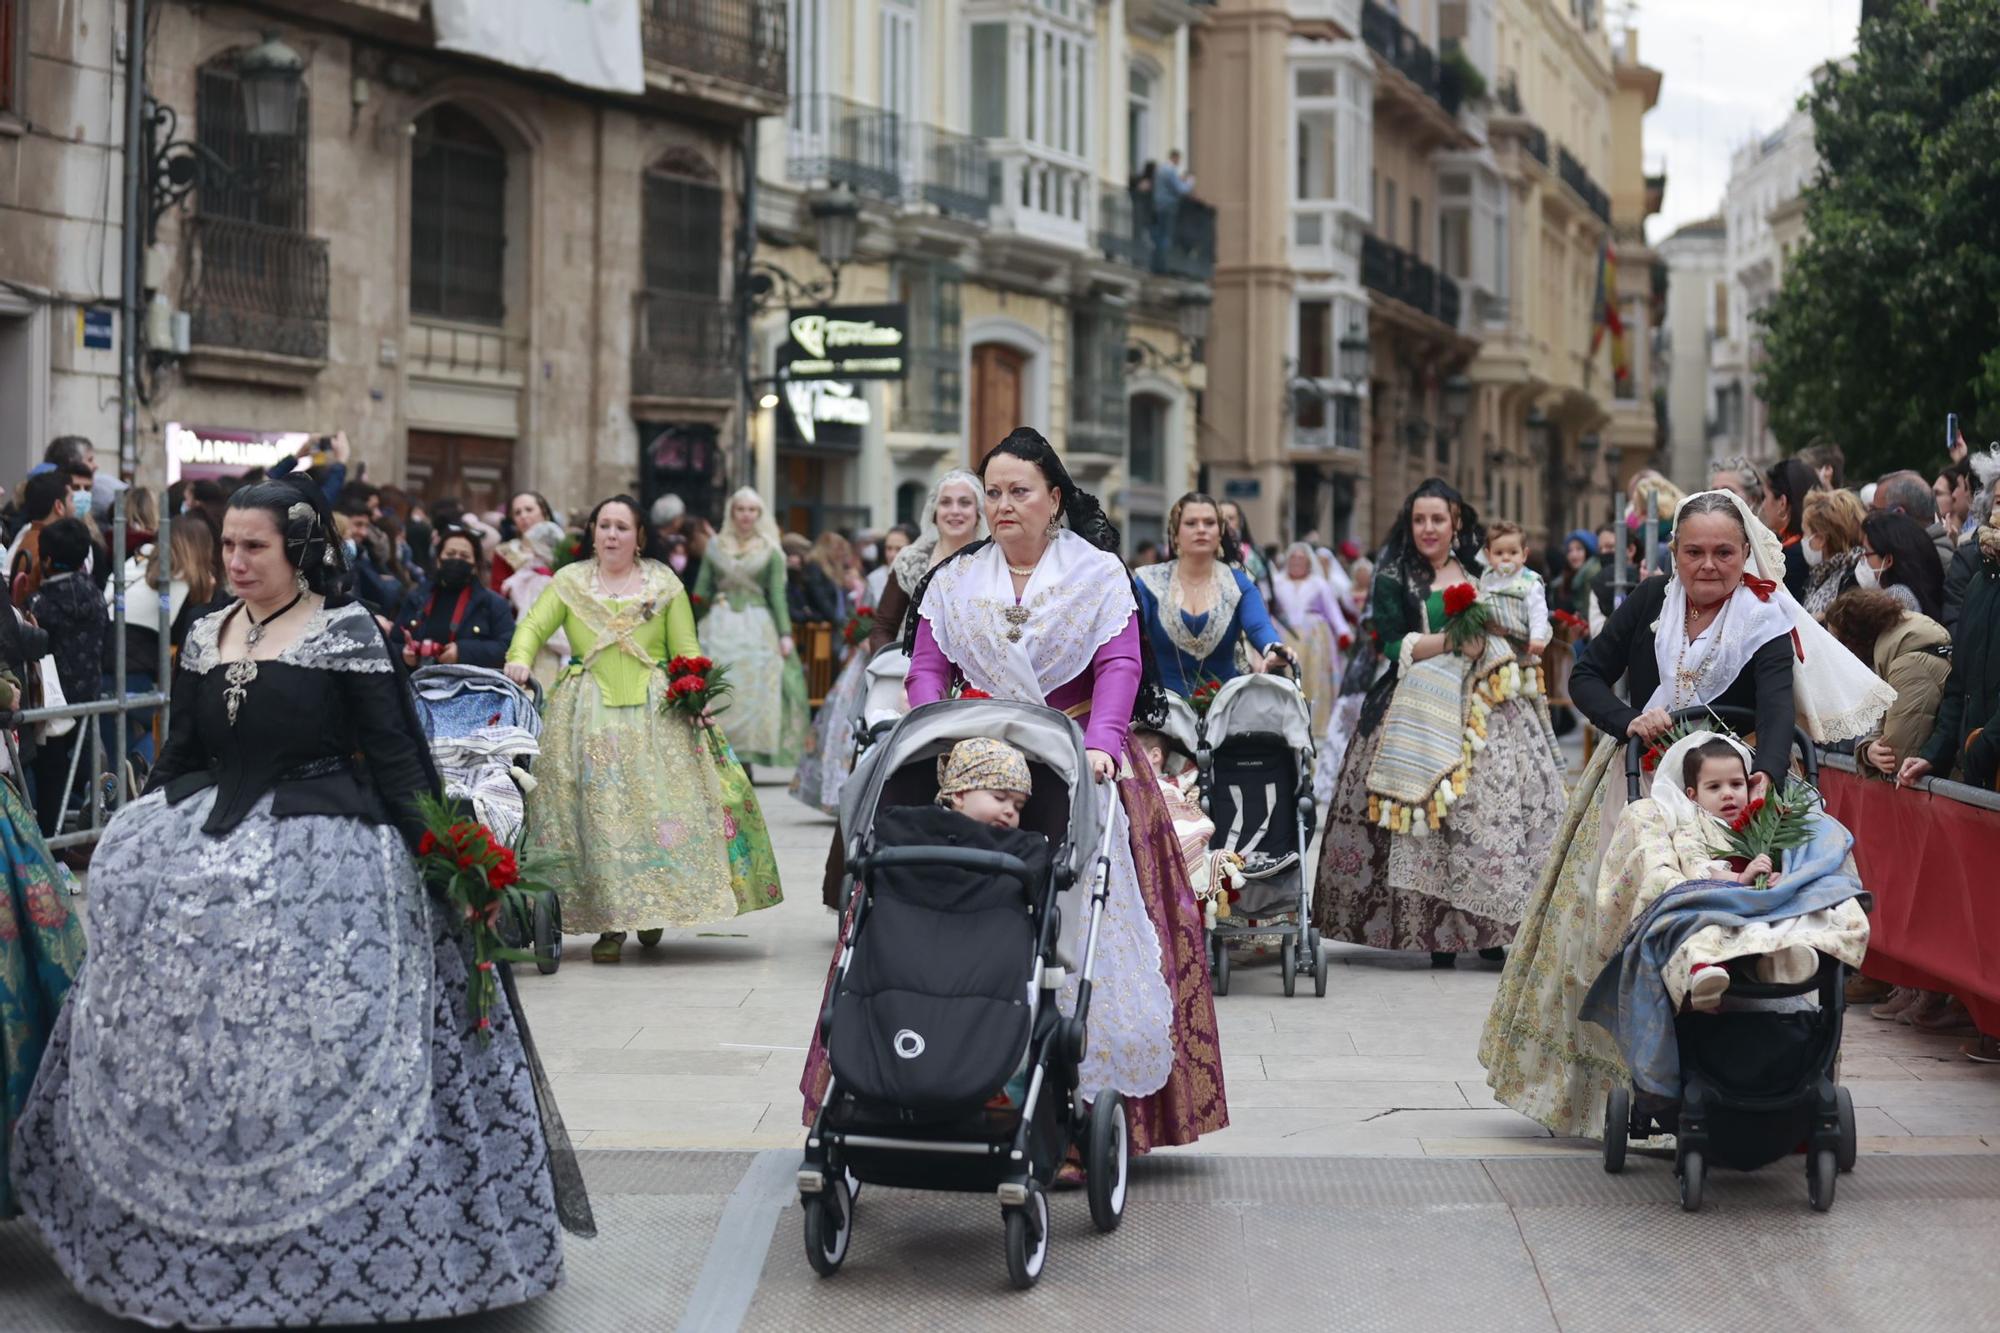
[411,664,562,975]
[1197,673,1325,997]
[1599,705,1863,1212]
[800,698,1130,1290]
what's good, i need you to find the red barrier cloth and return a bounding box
[1821,767,2000,1035]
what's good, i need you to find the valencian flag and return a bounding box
[1589,240,1631,388]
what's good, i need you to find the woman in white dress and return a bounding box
[693,488,809,769]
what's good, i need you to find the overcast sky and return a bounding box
[1633,0,1862,242]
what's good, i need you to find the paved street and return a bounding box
[5,761,1997,1330]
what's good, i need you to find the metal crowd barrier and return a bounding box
[1,489,174,855]
[1816,746,2000,812]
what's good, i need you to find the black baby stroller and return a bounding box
[1600,705,1863,1212]
[800,698,1129,1290]
[1196,673,1325,998]
[411,664,563,975]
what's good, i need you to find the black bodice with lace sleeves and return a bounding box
[145,600,440,846]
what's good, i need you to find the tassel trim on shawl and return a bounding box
[1367,658,1546,836]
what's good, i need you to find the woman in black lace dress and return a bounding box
[13,475,581,1328]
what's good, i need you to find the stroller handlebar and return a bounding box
[1622,705,1819,800]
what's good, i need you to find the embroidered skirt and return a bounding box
[529,671,739,932]
[1312,693,1565,953]
[1,778,84,1219]
[788,646,869,815]
[13,790,563,1327]
[701,602,809,767]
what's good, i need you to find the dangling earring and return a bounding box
[1046,516,1060,536]
[294,569,309,595]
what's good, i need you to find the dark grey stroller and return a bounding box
[1196,674,1325,997]
[800,699,1129,1290]
[1599,705,1864,1212]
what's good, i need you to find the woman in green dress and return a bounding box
[693,488,809,770]
[1310,478,1567,966]
[507,495,781,964]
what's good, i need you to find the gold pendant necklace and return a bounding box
[1002,605,1031,642]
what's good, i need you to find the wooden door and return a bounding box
[406,431,514,513]
[968,342,1026,462]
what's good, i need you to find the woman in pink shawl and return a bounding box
[800,430,1227,1152]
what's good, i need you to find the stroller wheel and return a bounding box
[1280,940,1297,998]
[1678,1149,1705,1212]
[533,893,562,976]
[1835,1086,1858,1173]
[1602,1086,1630,1174]
[1312,938,1328,998]
[803,1175,853,1277]
[1003,1182,1050,1290]
[1086,1092,1129,1234]
[1808,1148,1837,1212]
[1213,946,1231,997]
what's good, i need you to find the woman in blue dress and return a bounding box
[1135,491,1290,697]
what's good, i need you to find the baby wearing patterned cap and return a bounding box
[935,737,1033,830]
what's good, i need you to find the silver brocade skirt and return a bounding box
[12,788,564,1329]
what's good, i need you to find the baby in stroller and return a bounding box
[1594,730,1869,1016]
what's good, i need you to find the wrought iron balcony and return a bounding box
[1362,233,1454,327]
[1557,145,1612,223]
[1361,1,1443,106]
[183,215,330,361]
[631,289,735,400]
[788,95,906,201]
[1098,188,1217,280]
[912,123,990,223]
[641,0,787,101]
[1524,125,1550,167]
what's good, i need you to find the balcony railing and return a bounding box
[1558,145,1612,223]
[631,289,735,400]
[1361,1,1444,108]
[788,95,905,201]
[1362,233,1457,327]
[641,0,787,100]
[183,215,330,361]
[1523,125,1550,167]
[912,123,990,223]
[1097,188,1218,280]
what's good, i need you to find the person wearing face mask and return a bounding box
[1857,510,1945,618]
[388,527,516,670]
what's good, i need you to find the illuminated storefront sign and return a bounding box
[165,423,312,484]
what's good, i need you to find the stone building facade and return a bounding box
[0,0,785,519]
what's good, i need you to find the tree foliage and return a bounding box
[1755,0,2000,481]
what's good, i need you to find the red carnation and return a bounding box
[490,848,519,890]
[1442,583,1478,618]
[1338,633,1353,650]
[1729,797,1766,833]
[418,831,438,856]
[959,686,991,700]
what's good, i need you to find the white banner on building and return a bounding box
[432,0,645,96]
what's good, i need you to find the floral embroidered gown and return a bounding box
[1,777,83,1219]
[694,538,810,767]
[1311,568,1566,954]
[508,560,782,929]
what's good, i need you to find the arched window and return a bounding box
[410,106,508,324]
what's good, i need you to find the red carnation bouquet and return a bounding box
[1638,718,1707,774]
[1440,582,1489,651]
[952,684,992,700]
[842,604,875,647]
[659,654,732,724]
[1189,676,1223,716]
[413,794,554,1042]
[1721,776,1818,888]
[1551,608,1587,641]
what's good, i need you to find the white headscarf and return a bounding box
[1646,489,1893,744]
[892,468,985,594]
[714,485,782,559]
[1648,728,1756,836]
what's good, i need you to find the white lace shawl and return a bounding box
[182,601,394,676]
[1645,490,1894,744]
[922,531,1136,702]
[1648,729,1756,837]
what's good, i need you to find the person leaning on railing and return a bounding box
[1900,521,2000,793]
[1823,587,1951,780]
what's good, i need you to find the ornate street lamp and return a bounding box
[808,182,860,278]
[1441,373,1473,427]
[1337,330,1371,385]
[237,32,306,138]
[1127,288,1212,371]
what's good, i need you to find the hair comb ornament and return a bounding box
[287,501,316,529]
